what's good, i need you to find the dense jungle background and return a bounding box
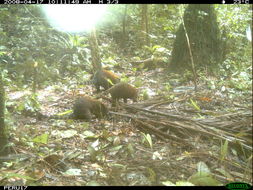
[0,4,252,186]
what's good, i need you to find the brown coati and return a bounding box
[130,57,167,70]
[73,96,108,120]
[105,82,138,106]
[92,69,120,92]
[37,96,108,121]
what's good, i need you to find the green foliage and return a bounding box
[215,5,252,87]
[142,89,150,100]
[0,5,251,186]
[149,5,181,48]
[189,171,221,186]
[141,132,153,149]
[0,5,251,92]
[1,173,37,181]
[188,162,221,186]
[171,5,224,72]
[133,78,142,88]
[56,109,73,116]
[64,168,82,176]
[17,93,41,113]
[32,133,49,145]
[162,181,194,186]
[220,140,228,161]
[0,5,90,85]
[86,181,101,186]
[164,83,171,92]
[189,98,201,111]
[145,45,170,61]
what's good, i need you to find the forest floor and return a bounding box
[1,67,252,186]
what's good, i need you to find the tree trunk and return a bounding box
[33,61,38,94]
[89,28,102,73]
[140,4,150,47]
[170,5,224,73]
[0,71,8,156]
[122,5,128,48]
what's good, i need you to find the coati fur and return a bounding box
[92,69,120,92]
[105,82,138,106]
[37,96,108,121]
[130,57,167,70]
[73,96,108,120]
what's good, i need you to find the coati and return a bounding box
[130,57,167,70]
[105,82,138,106]
[73,96,108,120]
[37,96,108,121]
[92,69,120,92]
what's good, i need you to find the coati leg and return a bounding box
[94,105,105,119]
[84,110,92,121]
[124,98,127,103]
[95,85,100,92]
[104,82,110,91]
[112,97,117,107]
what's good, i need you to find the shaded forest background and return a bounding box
[0,4,252,186]
[0,5,251,87]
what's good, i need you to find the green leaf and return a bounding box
[82,130,96,138]
[134,79,142,88]
[110,145,123,152]
[190,98,201,111]
[162,181,176,186]
[86,181,101,186]
[82,122,89,129]
[141,133,153,149]
[60,130,77,138]
[175,181,194,186]
[127,143,134,155]
[189,171,221,186]
[109,163,126,169]
[113,137,121,146]
[4,173,37,181]
[32,133,48,144]
[147,168,156,182]
[215,168,233,180]
[220,140,228,161]
[197,162,210,173]
[106,78,114,86]
[152,45,162,51]
[64,169,82,176]
[87,145,97,162]
[146,134,153,149]
[91,139,100,149]
[162,180,195,186]
[56,109,73,116]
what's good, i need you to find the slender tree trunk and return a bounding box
[170,5,223,73]
[181,17,197,91]
[33,61,38,94]
[140,4,150,47]
[0,71,8,156]
[89,28,102,73]
[122,5,128,48]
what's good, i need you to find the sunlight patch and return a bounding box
[41,5,108,33]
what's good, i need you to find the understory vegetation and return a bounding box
[0,4,252,186]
